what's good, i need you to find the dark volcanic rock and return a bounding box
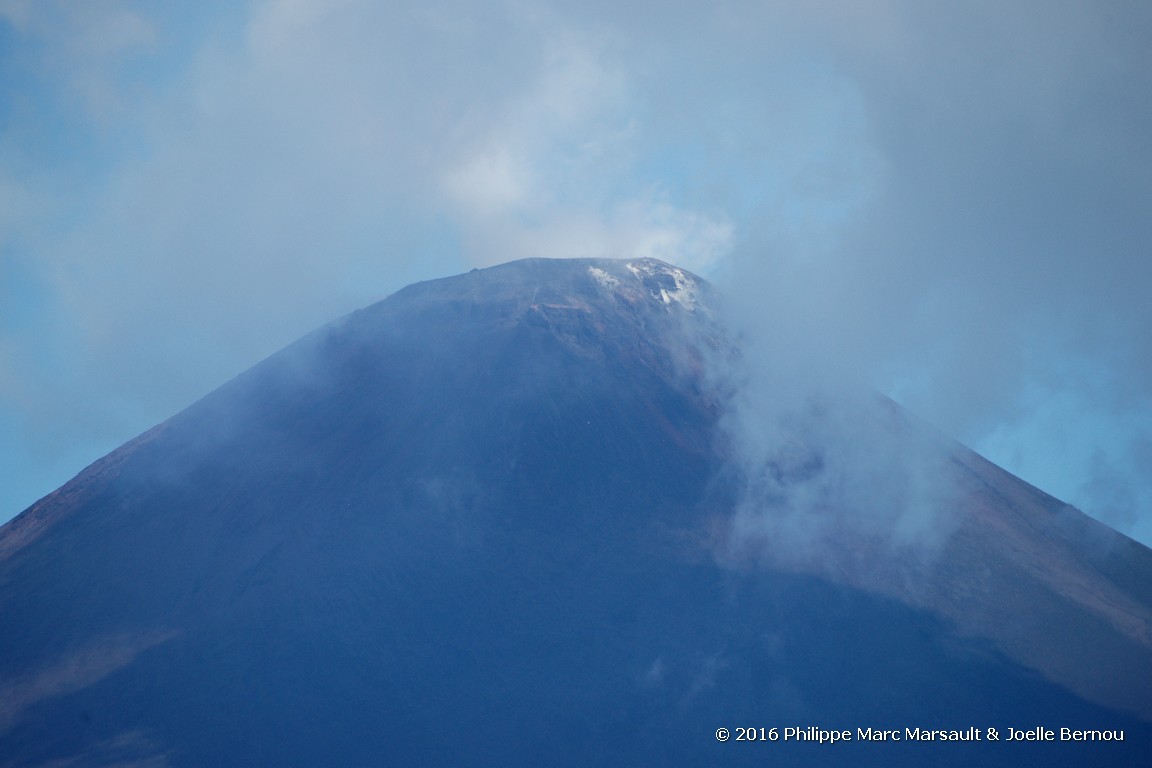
[1,258,1150,767]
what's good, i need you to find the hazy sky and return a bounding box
[1,0,1149,545]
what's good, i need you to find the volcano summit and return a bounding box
[1,258,1150,766]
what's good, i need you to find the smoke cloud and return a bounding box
[1,0,1149,546]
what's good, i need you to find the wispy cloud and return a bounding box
[1,0,1149,545]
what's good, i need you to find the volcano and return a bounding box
[1,258,1150,767]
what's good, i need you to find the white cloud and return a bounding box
[1,0,1149,548]
[441,36,733,270]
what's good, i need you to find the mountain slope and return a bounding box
[1,257,1149,767]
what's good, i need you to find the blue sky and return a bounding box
[1,0,1150,545]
